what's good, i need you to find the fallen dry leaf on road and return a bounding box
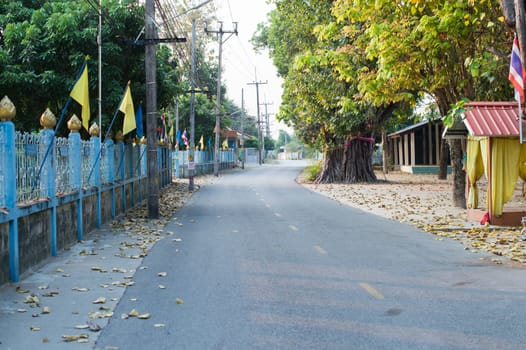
[92,297,106,304]
[62,334,89,342]
[16,286,29,293]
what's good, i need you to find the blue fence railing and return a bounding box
[173,149,236,178]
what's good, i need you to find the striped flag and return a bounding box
[509,37,525,103]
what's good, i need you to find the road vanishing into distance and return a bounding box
[97,161,526,350]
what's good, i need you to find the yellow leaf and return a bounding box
[128,309,139,317]
[16,286,29,293]
[92,297,106,304]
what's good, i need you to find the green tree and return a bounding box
[330,0,512,206]
[255,0,402,182]
[0,0,181,138]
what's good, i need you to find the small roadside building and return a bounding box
[387,120,448,173]
[458,101,526,226]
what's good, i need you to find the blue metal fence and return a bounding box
[0,110,241,284]
[173,149,236,178]
[0,110,169,283]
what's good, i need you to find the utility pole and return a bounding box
[188,17,196,190]
[141,0,186,218]
[175,97,179,144]
[145,0,159,219]
[240,89,245,170]
[260,101,273,138]
[206,22,238,177]
[247,80,267,165]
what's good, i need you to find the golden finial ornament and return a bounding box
[40,108,57,129]
[89,122,100,137]
[67,114,82,133]
[0,96,16,121]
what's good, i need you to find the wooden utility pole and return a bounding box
[141,0,186,217]
[206,22,238,177]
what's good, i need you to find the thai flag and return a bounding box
[509,37,525,103]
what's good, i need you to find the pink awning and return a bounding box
[463,101,519,137]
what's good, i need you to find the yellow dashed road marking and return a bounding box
[314,245,328,255]
[359,283,385,300]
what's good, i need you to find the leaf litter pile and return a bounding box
[6,178,203,346]
[302,171,526,266]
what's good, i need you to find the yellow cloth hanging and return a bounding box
[519,144,526,197]
[466,136,485,209]
[490,138,522,216]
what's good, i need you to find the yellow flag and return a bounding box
[222,138,228,150]
[120,83,136,135]
[199,135,204,150]
[69,63,90,131]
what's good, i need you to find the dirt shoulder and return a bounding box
[299,170,526,266]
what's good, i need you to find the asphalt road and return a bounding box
[96,161,526,350]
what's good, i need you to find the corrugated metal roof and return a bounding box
[387,119,441,138]
[463,101,519,137]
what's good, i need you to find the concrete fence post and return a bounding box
[39,111,58,257]
[105,138,115,219]
[68,123,82,241]
[117,140,125,213]
[0,107,18,281]
[92,136,101,228]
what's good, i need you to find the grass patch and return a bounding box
[303,161,321,182]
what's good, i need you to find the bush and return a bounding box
[303,161,322,182]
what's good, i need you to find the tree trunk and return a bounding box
[381,130,389,174]
[316,146,344,183]
[499,0,516,28]
[438,140,449,180]
[343,138,376,182]
[316,139,377,184]
[449,139,466,208]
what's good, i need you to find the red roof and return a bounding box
[463,101,519,137]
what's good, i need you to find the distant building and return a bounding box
[387,120,449,174]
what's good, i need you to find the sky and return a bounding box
[212,0,286,138]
